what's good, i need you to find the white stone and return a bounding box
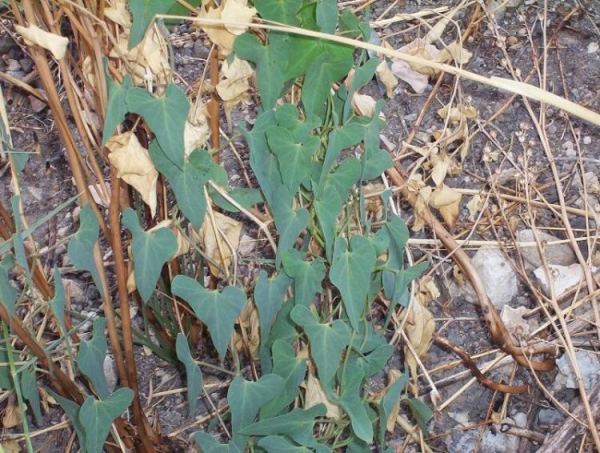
[588,42,599,54]
[472,248,519,309]
[555,350,600,391]
[516,229,576,270]
[533,263,585,297]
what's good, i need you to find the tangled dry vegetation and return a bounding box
[0,0,600,451]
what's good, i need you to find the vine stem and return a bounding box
[109,167,159,451]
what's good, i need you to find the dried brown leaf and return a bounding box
[15,25,68,60]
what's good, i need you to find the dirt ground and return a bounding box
[2,0,600,451]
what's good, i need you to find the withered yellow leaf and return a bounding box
[429,184,462,228]
[437,104,478,123]
[197,211,242,277]
[104,0,131,28]
[199,3,235,55]
[107,132,158,217]
[222,0,257,36]
[376,61,398,98]
[351,93,378,118]
[385,369,404,432]
[404,284,435,380]
[304,369,340,418]
[2,402,21,428]
[466,194,484,221]
[15,24,68,60]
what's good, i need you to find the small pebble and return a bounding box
[588,42,599,54]
[583,136,592,145]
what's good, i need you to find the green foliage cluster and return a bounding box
[0,0,433,451]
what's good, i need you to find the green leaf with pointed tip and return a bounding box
[128,0,176,49]
[210,187,263,214]
[339,362,372,443]
[330,236,376,330]
[316,0,337,33]
[360,104,393,181]
[126,84,189,168]
[260,302,297,372]
[21,366,42,424]
[0,254,16,316]
[78,317,109,399]
[234,33,289,110]
[194,432,242,453]
[48,390,84,448]
[103,71,132,145]
[172,276,246,359]
[240,405,326,447]
[78,388,134,453]
[266,126,320,193]
[149,143,207,228]
[11,196,29,282]
[0,347,12,390]
[260,340,307,418]
[318,123,363,193]
[122,208,177,303]
[175,333,203,417]
[407,398,433,435]
[271,203,309,268]
[380,215,409,268]
[50,267,66,334]
[258,435,309,452]
[314,158,361,259]
[254,270,291,347]
[355,344,394,377]
[67,205,103,296]
[379,372,408,445]
[228,374,284,448]
[302,45,354,119]
[290,305,350,392]
[255,0,302,24]
[281,250,326,307]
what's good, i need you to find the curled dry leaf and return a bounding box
[184,103,210,157]
[104,0,131,28]
[466,194,484,221]
[107,132,158,217]
[391,39,472,94]
[363,182,386,220]
[111,26,171,86]
[437,104,478,123]
[15,24,69,60]
[304,368,340,418]
[222,0,257,36]
[404,277,437,380]
[376,61,398,98]
[1,441,20,453]
[234,302,260,357]
[430,150,451,186]
[351,93,378,118]
[216,56,254,124]
[195,211,242,277]
[428,184,462,229]
[2,402,21,428]
[199,0,256,55]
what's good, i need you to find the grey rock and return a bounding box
[472,248,519,309]
[445,429,477,453]
[481,428,519,453]
[0,35,16,54]
[193,39,210,59]
[516,229,576,270]
[103,355,118,394]
[554,350,600,392]
[19,57,33,73]
[537,407,564,426]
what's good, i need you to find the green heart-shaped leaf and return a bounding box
[102,71,132,145]
[171,276,246,359]
[260,340,307,419]
[290,305,350,392]
[282,250,326,307]
[228,374,284,448]
[122,208,178,303]
[78,388,134,453]
[330,236,376,330]
[126,84,189,168]
[175,333,203,417]
[254,270,291,347]
[78,317,109,398]
[128,0,176,49]
[67,205,103,296]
